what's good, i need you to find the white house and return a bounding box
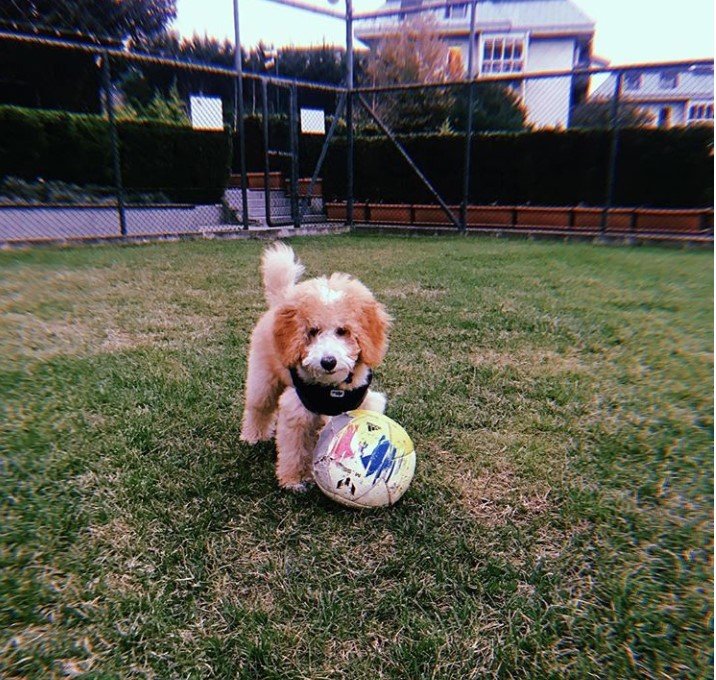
[590,65,714,128]
[354,0,601,128]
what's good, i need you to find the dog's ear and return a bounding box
[273,304,305,367]
[357,299,391,367]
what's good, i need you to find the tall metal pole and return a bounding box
[102,51,126,237]
[601,70,623,237]
[345,0,355,228]
[261,80,273,226]
[233,0,250,228]
[459,0,477,232]
[289,82,300,228]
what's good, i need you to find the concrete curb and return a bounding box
[1,224,350,250]
[351,224,714,248]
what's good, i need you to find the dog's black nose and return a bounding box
[321,356,337,371]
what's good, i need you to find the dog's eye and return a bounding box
[308,327,320,338]
[335,327,349,337]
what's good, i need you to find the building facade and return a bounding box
[355,0,599,128]
[591,65,714,128]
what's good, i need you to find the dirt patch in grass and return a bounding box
[0,263,231,364]
[453,460,552,527]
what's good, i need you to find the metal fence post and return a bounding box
[289,82,300,228]
[345,0,354,229]
[459,0,478,233]
[101,51,126,237]
[601,70,623,237]
[233,0,250,229]
[261,80,273,226]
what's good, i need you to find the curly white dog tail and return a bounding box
[262,243,305,307]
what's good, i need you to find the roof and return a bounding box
[355,0,596,41]
[468,0,594,32]
[592,66,714,103]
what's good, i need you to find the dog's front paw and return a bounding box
[240,413,275,444]
[282,480,314,494]
[240,429,269,445]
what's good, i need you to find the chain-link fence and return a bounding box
[347,1,713,240]
[0,1,712,245]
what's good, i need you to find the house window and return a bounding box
[447,47,465,77]
[659,71,678,89]
[688,103,715,123]
[444,2,468,19]
[624,72,642,91]
[657,107,672,128]
[482,36,525,74]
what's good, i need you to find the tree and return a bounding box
[131,31,235,66]
[360,18,527,134]
[570,101,655,129]
[0,1,177,113]
[450,83,528,132]
[360,17,455,133]
[124,32,235,111]
[1,0,176,43]
[0,39,101,112]
[118,80,190,125]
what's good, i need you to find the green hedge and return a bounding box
[0,106,232,203]
[2,104,709,209]
[328,128,713,208]
[235,124,713,208]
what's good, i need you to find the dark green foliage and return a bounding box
[119,120,231,203]
[0,106,47,179]
[0,105,231,203]
[1,0,176,43]
[571,101,656,129]
[0,176,170,204]
[311,127,713,208]
[450,83,528,132]
[0,40,102,113]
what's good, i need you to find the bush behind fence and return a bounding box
[249,121,713,209]
[1,104,712,210]
[0,106,231,204]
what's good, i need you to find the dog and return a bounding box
[240,243,390,492]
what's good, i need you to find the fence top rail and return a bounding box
[2,27,709,95]
[242,71,345,92]
[256,0,346,20]
[352,57,715,94]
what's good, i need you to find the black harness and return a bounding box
[289,367,372,416]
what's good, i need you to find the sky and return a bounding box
[172,0,714,65]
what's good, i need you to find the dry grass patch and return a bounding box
[0,262,232,365]
[470,347,587,375]
[452,460,553,528]
[381,282,447,300]
[205,533,278,614]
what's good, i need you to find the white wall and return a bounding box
[0,205,226,242]
[524,37,575,128]
[629,102,687,127]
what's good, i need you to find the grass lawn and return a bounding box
[1,235,713,679]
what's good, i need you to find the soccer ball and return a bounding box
[312,410,416,509]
